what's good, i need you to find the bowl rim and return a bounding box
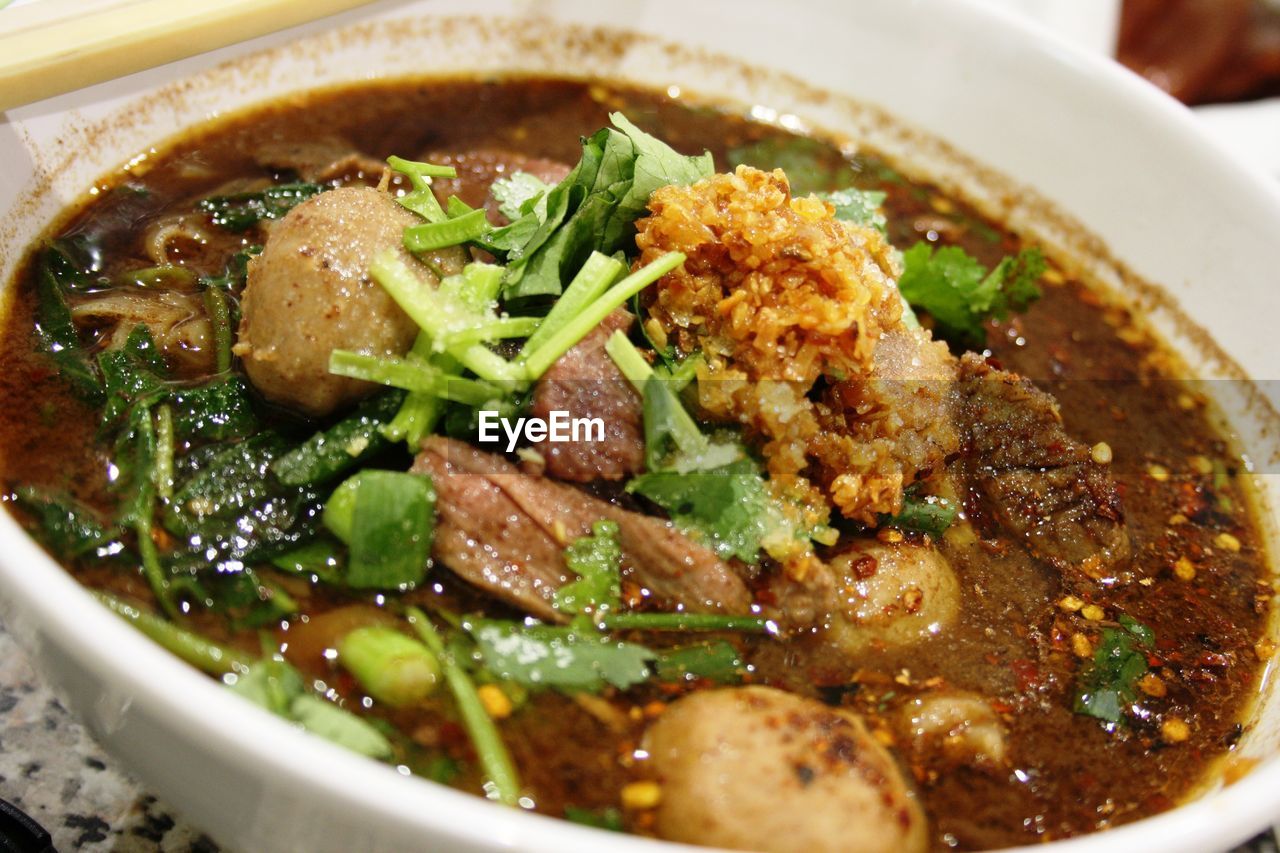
[1,1,1279,851]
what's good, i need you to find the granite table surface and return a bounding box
[1,617,1276,853]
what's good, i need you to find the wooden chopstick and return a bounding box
[0,0,380,113]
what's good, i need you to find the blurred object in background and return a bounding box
[1117,0,1280,104]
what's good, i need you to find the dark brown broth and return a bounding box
[0,78,1268,850]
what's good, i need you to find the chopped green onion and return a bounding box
[367,253,527,385]
[382,336,454,446]
[599,612,773,633]
[522,251,685,380]
[403,209,491,252]
[328,350,504,408]
[407,608,521,806]
[456,261,504,308]
[436,316,541,348]
[603,330,654,388]
[94,591,249,676]
[337,626,441,707]
[203,287,233,373]
[519,252,624,358]
[606,331,707,463]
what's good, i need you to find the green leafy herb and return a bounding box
[197,182,326,231]
[727,136,857,195]
[31,241,104,400]
[163,433,323,572]
[1073,614,1154,724]
[627,458,770,563]
[199,568,298,629]
[272,390,405,487]
[490,171,552,221]
[40,236,104,292]
[13,486,117,560]
[816,187,887,233]
[97,324,167,427]
[897,244,1046,347]
[168,376,259,441]
[468,620,656,692]
[322,470,435,589]
[654,641,745,684]
[554,520,622,618]
[484,113,711,303]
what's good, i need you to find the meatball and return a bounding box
[642,686,928,853]
[824,540,959,654]
[234,186,465,417]
[898,689,1008,768]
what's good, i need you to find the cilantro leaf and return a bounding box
[726,136,857,195]
[490,171,552,221]
[816,187,887,233]
[627,457,770,563]
[897,244,1046,347]
[231,656,393,759]
[467,620,655,692]
[553,520,622,617]
[1073,614,1154,724]
[485,113,712,303]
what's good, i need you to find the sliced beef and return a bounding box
[253,137,386,186]
[529,307,644,482]
[954,354,1130,572]
[419,149,572,225]
[413,437,751,620]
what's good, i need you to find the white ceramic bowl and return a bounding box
[1,1,1278,851]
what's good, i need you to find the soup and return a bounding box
[0,78,1269,851]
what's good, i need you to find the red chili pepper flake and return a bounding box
[1010,658,1040,692]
